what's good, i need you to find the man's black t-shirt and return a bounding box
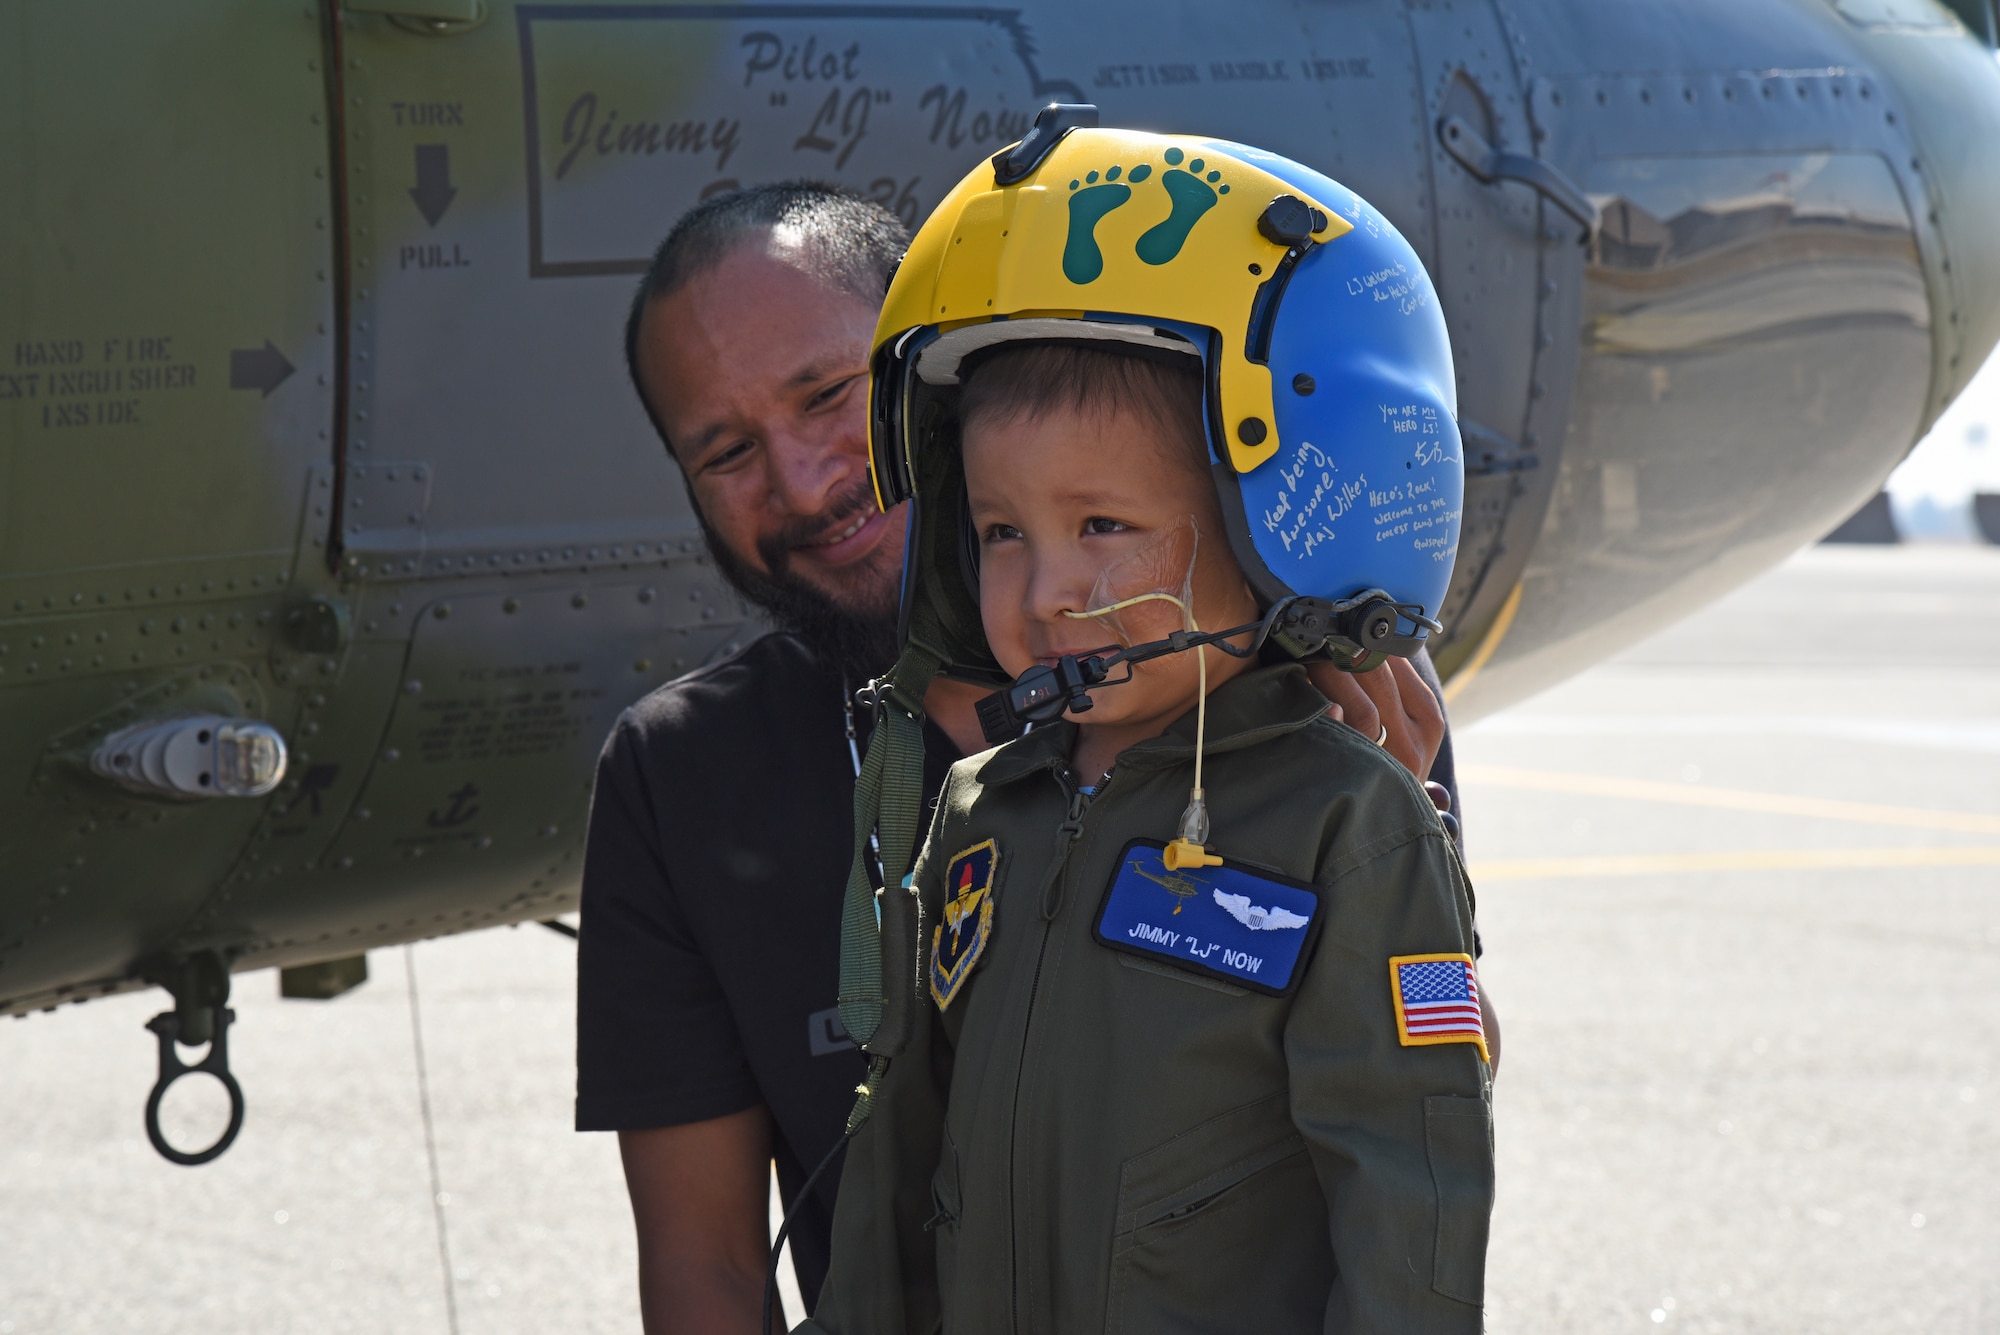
[575,633,956,1306]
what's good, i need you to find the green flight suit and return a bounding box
[803,665,1492,1334]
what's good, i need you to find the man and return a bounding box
[578,183,1465,1333]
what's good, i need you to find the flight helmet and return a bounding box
[868,105,1463,693]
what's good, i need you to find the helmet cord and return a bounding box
[1064,592,1223,870]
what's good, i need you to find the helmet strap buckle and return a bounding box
[1265,592,1440,662]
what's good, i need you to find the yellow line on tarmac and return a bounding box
[1472,845,2000,882]
[1441,583,1522,706]
[1458,763,2000,837]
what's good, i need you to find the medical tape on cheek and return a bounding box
[1077,514,1202,647]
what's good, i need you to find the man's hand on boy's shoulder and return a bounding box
[1303,656,1446,785]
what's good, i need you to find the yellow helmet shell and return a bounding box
[869,125,1351,508]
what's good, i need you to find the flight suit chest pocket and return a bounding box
[1104,1093,1327,1333]
[1424,1094,1495,1305]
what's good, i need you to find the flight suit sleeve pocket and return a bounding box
[1423,1094,1495,1306]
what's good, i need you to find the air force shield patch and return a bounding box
[930,840,998,1010]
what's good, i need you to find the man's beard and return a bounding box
[697,480,903,683]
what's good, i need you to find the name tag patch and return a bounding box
[1094,840,1322,995]
[931,839,998,1011]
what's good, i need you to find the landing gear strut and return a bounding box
[141,952,245,1166]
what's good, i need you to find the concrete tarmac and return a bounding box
[1467,545,2000,1334]
[2,544,1996,1332]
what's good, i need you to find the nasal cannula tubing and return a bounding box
[1064,591,1223,869]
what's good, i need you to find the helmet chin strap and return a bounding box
[1063,592,1222,871]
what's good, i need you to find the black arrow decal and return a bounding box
[229,340,295,397]
[410,144,456,227]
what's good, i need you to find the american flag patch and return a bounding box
[1389,954,1489,1061]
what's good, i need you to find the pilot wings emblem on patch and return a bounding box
[930,839,998,1011]
[1212,890,1311,932]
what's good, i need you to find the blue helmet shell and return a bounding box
[1202,143,1461,628]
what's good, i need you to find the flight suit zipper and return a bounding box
[1009,767,1106,1333]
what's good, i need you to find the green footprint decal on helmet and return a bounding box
[1063,149,1232,285]
[1137,149,1225,265]
[1062,166,1133,284]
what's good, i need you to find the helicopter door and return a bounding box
[317,0,1097,586]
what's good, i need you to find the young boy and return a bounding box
[802,120,1490,1333]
